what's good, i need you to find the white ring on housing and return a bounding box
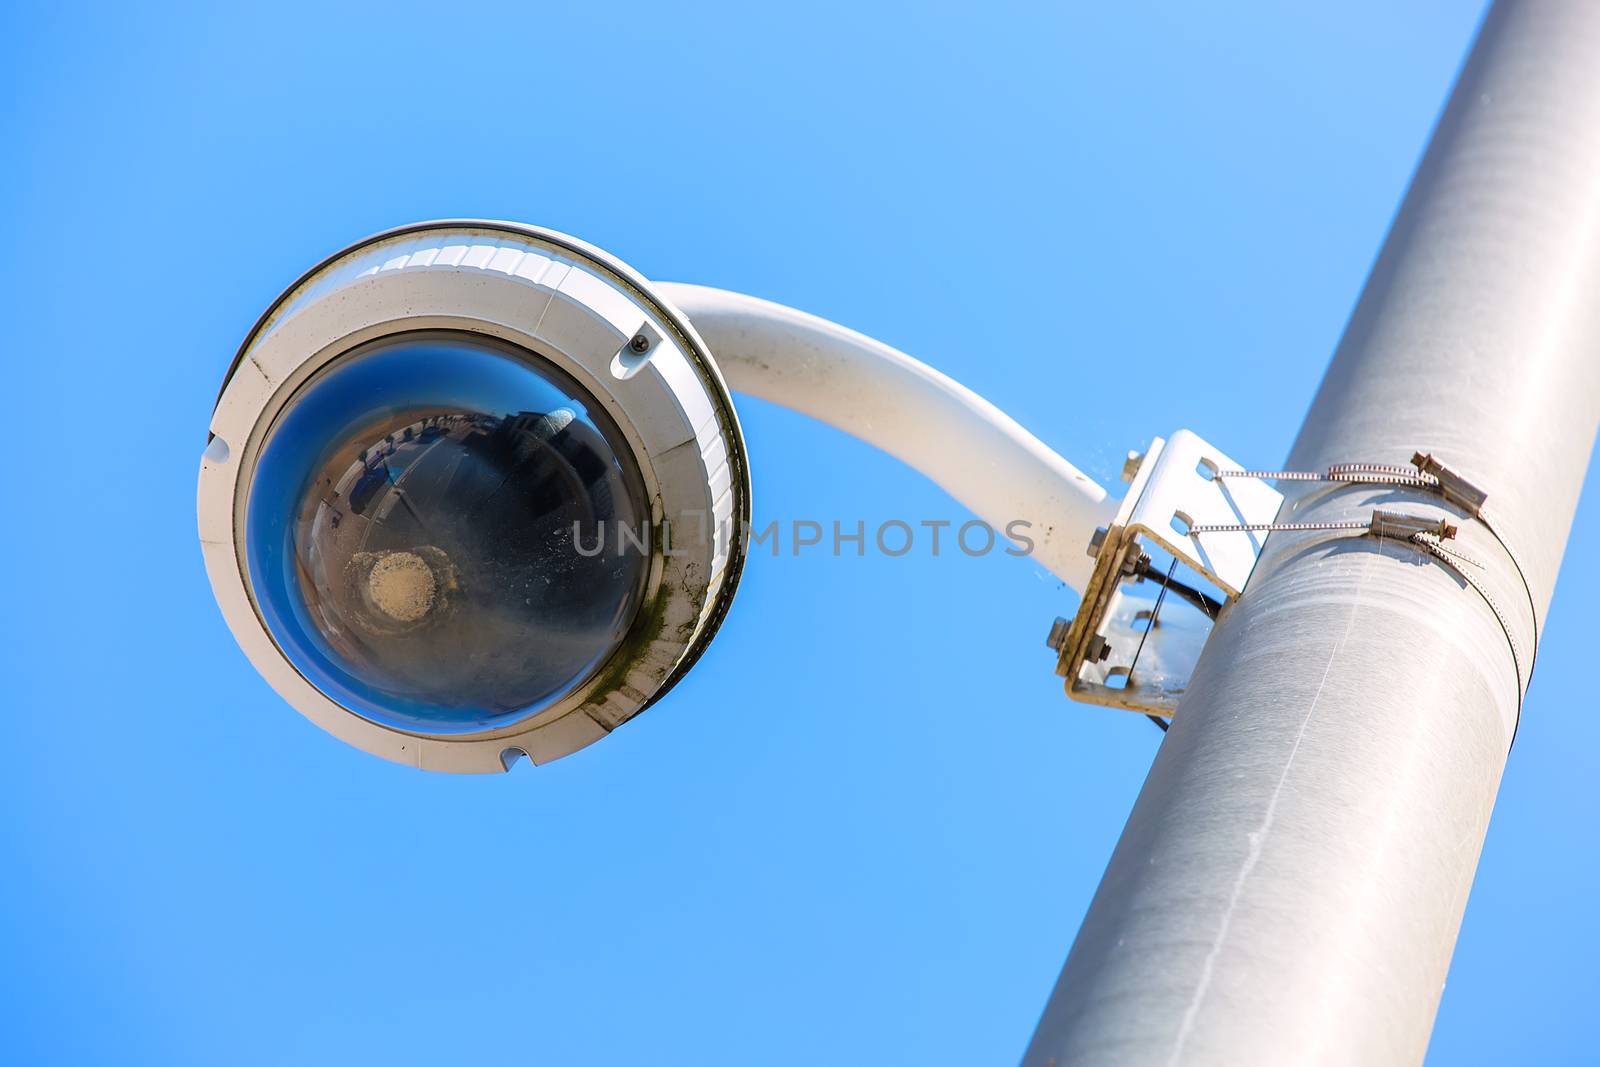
[199,221,750,773]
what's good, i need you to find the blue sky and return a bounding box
[4,2,1596,1063]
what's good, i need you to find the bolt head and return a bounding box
[629,334,651,354]
[1087,526,1109,559]
[1046,616,1071,651]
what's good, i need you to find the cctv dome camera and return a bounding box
[200,221,750,773]
[203,220,1125,773]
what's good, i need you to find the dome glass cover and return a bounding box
[246,332,650,734]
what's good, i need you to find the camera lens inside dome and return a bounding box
[246,332,650,734]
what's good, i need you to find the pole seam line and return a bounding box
[1165,534,1374,1064]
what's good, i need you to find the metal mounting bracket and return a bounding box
[1052,430,1284,716]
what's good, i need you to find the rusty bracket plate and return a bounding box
[1055,430,1284,716]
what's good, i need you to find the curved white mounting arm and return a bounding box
[658,283,1116,592]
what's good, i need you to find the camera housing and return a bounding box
[199,221,750,772]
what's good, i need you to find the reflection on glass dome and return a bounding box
[246,333,649,734]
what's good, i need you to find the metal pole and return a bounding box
[1023,2,1600,1064]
